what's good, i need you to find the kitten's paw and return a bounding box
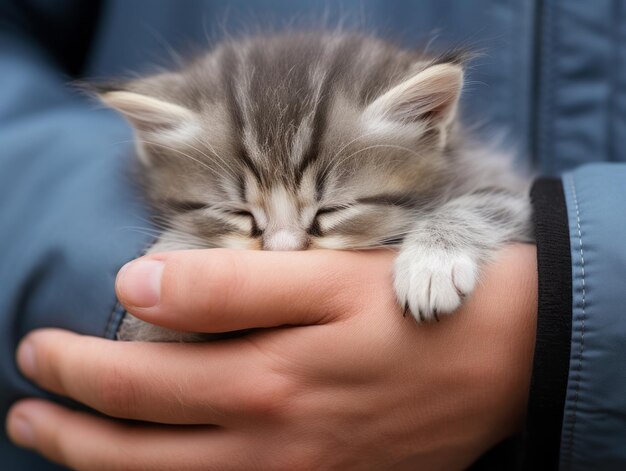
[394,247,478,322]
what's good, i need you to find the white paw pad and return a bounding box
[394,248,478,323]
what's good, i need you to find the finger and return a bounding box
[6,399,254,471]
[116,248,394,332]
[17,329,294,425]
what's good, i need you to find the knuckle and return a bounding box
[160,249,244,322]
[46,336,89,396]
[314,251,369,315]
[92,365,137,417]
[243,374,294,419]
[41,342,67,390]
[198,249,244,316]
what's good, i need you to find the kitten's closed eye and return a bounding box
[307,206,348,237]
[227,209,255,218]
[315,206,347,216]
[225,209,263,237]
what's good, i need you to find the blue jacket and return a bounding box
[1,1,625,469]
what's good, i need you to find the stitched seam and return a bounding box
[103,237,157,340]
[104,302,127,340]
[563,174,586,469]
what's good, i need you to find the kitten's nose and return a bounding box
[263,229,307,251]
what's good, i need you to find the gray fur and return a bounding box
[98,32,532,342]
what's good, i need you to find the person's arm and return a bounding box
[524,164,626,470]
[5,246,537,470]
[0,1,154,466]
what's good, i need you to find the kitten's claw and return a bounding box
[402,302,426,324]
[394,247,478,323]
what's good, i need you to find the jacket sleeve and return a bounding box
[0,1,154,467]
[558,164,626,470]
[525,164,626,470]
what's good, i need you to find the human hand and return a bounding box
[6,245,537,470]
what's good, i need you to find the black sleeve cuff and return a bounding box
[522,178,573,470]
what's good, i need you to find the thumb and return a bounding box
[115,248,394,333]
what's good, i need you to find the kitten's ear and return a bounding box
[364,63,463,128]
[98,90,196,134]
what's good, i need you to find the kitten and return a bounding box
[96,32,532,342]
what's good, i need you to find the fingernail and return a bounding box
[8,414,35,448]
[17,341,37,379]
[117,259,164,308]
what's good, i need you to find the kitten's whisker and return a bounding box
[134,139,216,173]
[118,223,216,250]
[117,227,194,244]
[178,139,235,174]
[117,226,164,235]
[331,144,427,171]
[317,131,380,177]
[190,134,241,181]
[157,232,210,246]
[113,137,239,182]
[119,229,169,240]
[136,139,242,185]
[329,131,378,162]
[126,216,169,231]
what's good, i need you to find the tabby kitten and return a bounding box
[97,32,532,342]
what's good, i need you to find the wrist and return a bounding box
[458,244,538,447]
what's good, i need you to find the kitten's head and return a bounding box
[98,33,464,251]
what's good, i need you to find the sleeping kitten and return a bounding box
[97,32,532,342]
